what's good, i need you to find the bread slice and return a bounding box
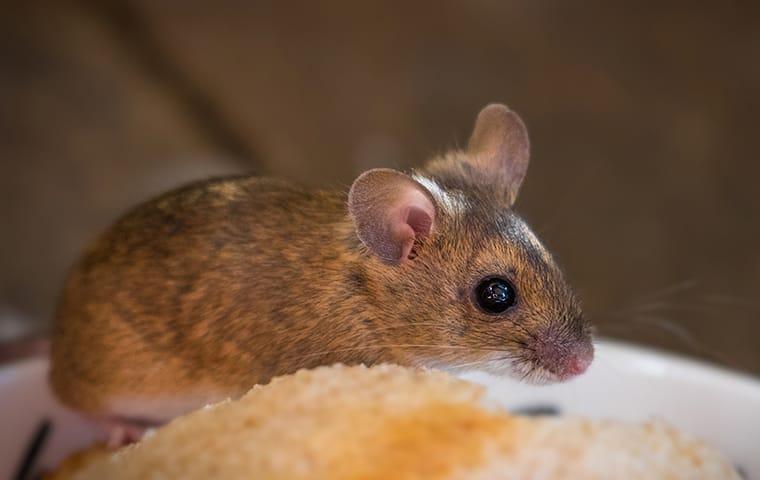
[61,364,739,479]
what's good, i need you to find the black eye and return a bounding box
[475,277,516,314]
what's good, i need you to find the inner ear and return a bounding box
[466,103,531,206]
[407,205,433,237]
[348,169,436,264]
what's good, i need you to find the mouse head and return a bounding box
[348,104,593,383]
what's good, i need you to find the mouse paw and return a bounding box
[104,420,146,449]
[87,416,153,449]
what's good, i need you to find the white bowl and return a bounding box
[1,339,758,479]
[459,339,760,479]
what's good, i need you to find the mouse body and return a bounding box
[50,104,594,443]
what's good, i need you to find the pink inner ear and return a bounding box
[394,191,435,261]
[348,168,437,264]
[394,201,434,261]
[406,205,433,237]
[394,223,416,262]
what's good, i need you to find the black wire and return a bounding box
[12,419,52,480]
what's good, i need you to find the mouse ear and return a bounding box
[466,103,530,206]
[348,169,436,264]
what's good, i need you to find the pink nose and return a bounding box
[563,353,592,376]
[535,340,594,379]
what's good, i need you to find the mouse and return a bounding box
[49,103,594,446]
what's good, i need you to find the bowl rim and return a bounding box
[587,337,760,391]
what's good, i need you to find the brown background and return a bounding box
[2,1,759,374]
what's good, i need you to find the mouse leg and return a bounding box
[89,416,159,449]
[103,419,146,449]
[88,391,225,448]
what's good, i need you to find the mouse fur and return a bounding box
[50,104,594,426]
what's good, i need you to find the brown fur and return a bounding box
[49,104,593,422]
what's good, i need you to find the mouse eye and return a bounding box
[474,277,516,314]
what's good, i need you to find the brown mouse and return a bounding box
[49,104,594,445]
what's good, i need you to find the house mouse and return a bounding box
[49,103,594,446]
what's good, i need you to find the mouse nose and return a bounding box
[562,352,593,376]
[533,337,594,380]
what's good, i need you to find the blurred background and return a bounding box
[1,0,758,374]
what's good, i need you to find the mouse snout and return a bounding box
[561,349,593,376]
[532,331,594,381]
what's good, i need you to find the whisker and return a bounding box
[519,366,535,382]
[610,302,725,317]
[287,343,517,362]
[469,330,537,352]
[362,321,539,345]
[368,322,444,332]
[604,296,758,324]
[629,279,699,304]
[502,319,538,341]
[446,355,514,371]
[702,294,760,311]
[597,279,700,319]
[598,315,737,367]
